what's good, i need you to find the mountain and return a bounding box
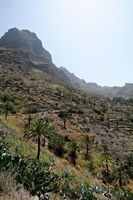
[60,67,133,98]
[0,28,71,85]
[60,67,102,95]
[0,28,133,98]
[0,28,52,62]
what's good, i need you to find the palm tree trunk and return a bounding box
[86,144,89,155]
[5,109,8,119]
[73,151,76,165]
[106,159,109,173]
[37,133,41,160]
[107,117,110,128]
[42,137,45,147]
[28,118,31,125]
[119,178,122,188]
[64,120,66,129]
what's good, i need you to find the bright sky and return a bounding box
[0,0,133,86]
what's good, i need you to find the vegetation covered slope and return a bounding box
[0,45,133,200]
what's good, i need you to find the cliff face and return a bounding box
[0,28,70,85]
[0,28,52,62]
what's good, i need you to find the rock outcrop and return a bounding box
[0,28,52,62]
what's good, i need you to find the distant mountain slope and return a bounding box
[60,67,133,98]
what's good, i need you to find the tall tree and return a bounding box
[68,140,79,165]
[113,165,128,188]
[83,135,95,158]
[125,154,133,178]
[2,94,16,119]
[58,109,70,129]
[27,114,32,125]
[3,99,15,119]
[102,146,112,175]
[24,117,52,160]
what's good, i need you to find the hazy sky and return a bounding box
[0,0,133,86]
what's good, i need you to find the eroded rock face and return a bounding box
[0,28,52,62]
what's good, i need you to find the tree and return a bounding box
[3,100,16,119]
[58,109,70,129]
[113,165,129,188]
[1,94,16,119]
[102,146,112,175]
[27,114,32,125]
[4,100,10,119]
[125,154,133,178]
[107,117,110,128]
[103,152,111,174]
[48,135,65,157]
[24,117,52,160]
[83,135,95,158]
[68,140,79,165]
[82,93,87,104]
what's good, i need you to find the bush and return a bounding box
[16,160,59,195]
[26,104,38,114]
[77,183,97,200]
[59,169,96,200]
[0,140,97,199]
[0,144,59,196]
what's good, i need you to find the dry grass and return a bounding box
[128,180,133,192]
[0,171,30,200]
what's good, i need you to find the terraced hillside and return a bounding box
[0,28,133,200]
[0,46,133,200]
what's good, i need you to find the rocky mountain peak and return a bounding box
[0,28,52,62]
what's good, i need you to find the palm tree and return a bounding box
[68,140,80,165]
[4,100,9,119]
[2,94,16,119]
[27,114,32,125]
[125,154,133,178]
[58,109,69,129]
[83,135,95,158]
[82,93,87,104]
[102,151,111,174]
[24,117,52,160]
[48,135,64,157]
[3,100,15,119]
[113,165,128,188]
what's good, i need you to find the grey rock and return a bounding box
[0,28,52,62]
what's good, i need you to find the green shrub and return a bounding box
[26,104,38,114]
[59,169,96,200]
[0,146,59,195]
[0,140,97,199]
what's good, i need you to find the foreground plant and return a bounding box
[24,117,52,160]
